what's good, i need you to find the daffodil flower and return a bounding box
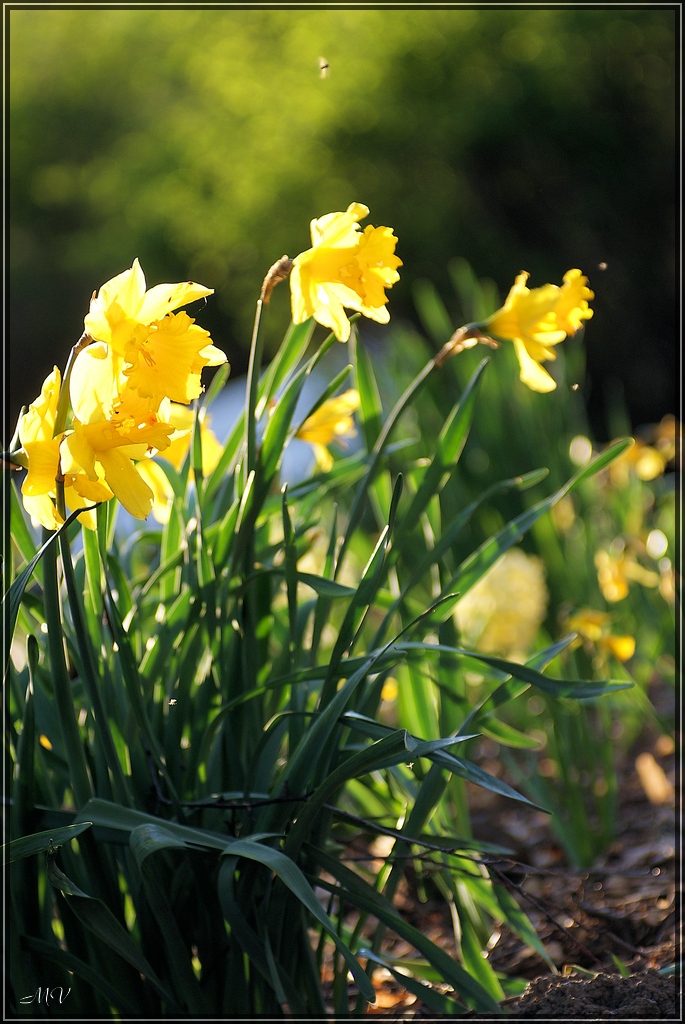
[85,258,215,357]
[61,412,175,520]
[295,389,360,472]
[123,311,227,406]
[17,368,111,529]
[480,269,594,392]
[290,203,401,342]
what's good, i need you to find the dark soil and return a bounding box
[342,713,680,1019]
[502,969,677,1019]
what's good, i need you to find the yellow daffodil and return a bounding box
[606,416,681,485]
[84,258,214,357]
[61,411,174,520]
[481,269,594,392]
[567,609,635,663]
[290,203,401,342]
[17,368,110,529]
[81,259,227,412]
[295,389,360,472]
[123,311,227,407]
[136,403,224,523]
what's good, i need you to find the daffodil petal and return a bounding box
[512,338,557,392]
[97,449,153,519]
[137,281,214,323]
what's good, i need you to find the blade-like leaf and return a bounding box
[221,839,377,1005]
[47,857,179,1010]
[3,823,93,865]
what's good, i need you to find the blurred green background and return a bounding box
[7,6,677,443]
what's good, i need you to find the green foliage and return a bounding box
[407,264,677,867]
[5,253,642,1014]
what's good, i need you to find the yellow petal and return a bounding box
[22,492,62,531]
[21,439,61,496]
[136,459,174,523]
[70,343,123,422]
[555,269,594,335]
[18,368,61,445]
[124,312,227,405]
[97,449,154,519]
[512,339,557,392]
[85,259,147,341]
[138,280,214,323]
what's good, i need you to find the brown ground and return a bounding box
[332,715,680,1019]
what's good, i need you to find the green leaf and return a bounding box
[75,798,233,852]
[352,329,384,450]
[397,358,487,540]
[312,848,501,1013]
[297,572,357,598]
[360,949,467,1015]
[47,856,180,1010]
[2,822,93,865]
[442,438,634,612]
[23,936,143,1017]
[221,839,377,1005]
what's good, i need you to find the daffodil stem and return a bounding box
[53,332,94,521]
[41,528,93,808]
[53,332,94,439]
[245,299,266,478]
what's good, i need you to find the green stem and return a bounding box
[244,300,266,478]
[53,332,95,521]
[53,332,94,439]
[41,528,93,808]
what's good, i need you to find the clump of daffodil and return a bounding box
[295,389,360,472]
[290,203,402,342]
[566,608,635,664]
[441,269,594,392]
[11,261,227,526]
[454,548,548,660]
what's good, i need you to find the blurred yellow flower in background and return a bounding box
[566,608,636,663]
[295,389,360,472]
[454,547,548,660]
[290,203,401,342]
[606,415,681,485]
[595,545,660,603]
[482,269,593,392]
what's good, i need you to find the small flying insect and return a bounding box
[319,57,329,79]
[598,262,608,271]
[168,698,178,706]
